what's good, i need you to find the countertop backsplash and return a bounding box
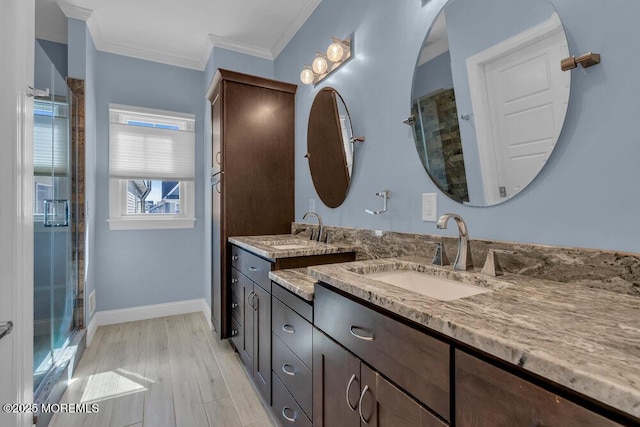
[291,222,640,296]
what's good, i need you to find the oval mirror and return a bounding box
[410,0,571,206]
[307,87,355,208]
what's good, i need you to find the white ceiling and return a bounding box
[35,0,322,70]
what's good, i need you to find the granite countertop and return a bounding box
[269,268,317,301]
[228,234,357,261]
[306,256,640,419]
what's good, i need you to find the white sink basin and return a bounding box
[365,270,491,301]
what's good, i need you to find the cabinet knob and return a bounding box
[231,278,238,284]
[231,330,238,336]
[231,303,239,309]
[232,255,239,260]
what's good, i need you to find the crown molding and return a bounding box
[57,1,93,21]
[208,34,274,60]
[99,39,206,70]
[271,0,322,59]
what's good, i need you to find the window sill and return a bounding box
[108,217,196,231]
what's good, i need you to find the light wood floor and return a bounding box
[50,313,275,427]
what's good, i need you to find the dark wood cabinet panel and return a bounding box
[359,364,447,427]
[273,374,312,427]
[272,297,313,369]
[231,245,272,292]
[273,333,313,419]
[272,282,313,323]
[239,277,254,370]
[314,284,451,421]
[312,328,361,427]
[207,69,296,338]
[253,283,271,403]
[455,350,622,427]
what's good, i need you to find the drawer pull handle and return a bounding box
[345,373,358,411]
[232,255,239,260]
[350,326,375,342]
[231,303,239,309]
[282,407,297,423]
[249,266,258,272]
[231,330,238,336]
[247,291,255,310]
[282,363,296,376]
[358,385,371,424]
[231,278,238,284]
[282,324,295,334]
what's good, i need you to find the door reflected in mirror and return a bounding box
[307,87,355,208]
[411,0,571,206]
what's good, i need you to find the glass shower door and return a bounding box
[33,48,77,393]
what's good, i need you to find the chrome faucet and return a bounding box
[436,213,473,271]
[303,211,324,242]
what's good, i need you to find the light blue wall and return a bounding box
[67,19,98,327]
[36,39,68,78]
[93,52,206,312]
[274,0,640,253]
[412,51,453,100]
[202,47,274,310]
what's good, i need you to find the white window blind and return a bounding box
[34,100,69,176]
[109,104,195,181]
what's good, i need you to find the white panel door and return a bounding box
[0,1,34,426]
[483,30,569,203]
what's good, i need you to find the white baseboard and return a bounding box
[85,298,210,345]
[86,314,98,347]
[201,299,213,331]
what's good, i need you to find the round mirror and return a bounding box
[410,0,571,206]
[307,87,355,208]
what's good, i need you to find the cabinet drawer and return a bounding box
[231,245,272,291]
[314,284,451,421]
[273,282,313,323]
[229,317,242,352]
[273,375,312,427]
[455,350,621,427]
[272,333,312,419]
[272,297,313,369]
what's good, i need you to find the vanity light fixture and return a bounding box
[300,35,353,85]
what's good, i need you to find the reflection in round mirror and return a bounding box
[410,0,571,206]
[307,87,354,208]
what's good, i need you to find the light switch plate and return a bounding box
[422,193,437,221]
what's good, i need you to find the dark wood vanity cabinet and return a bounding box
[272,284,314,426]
[314,283,632,427]
[313,328,446,427]
[229,251,271,403]
[455,351,622,427]
[207,69,296,339]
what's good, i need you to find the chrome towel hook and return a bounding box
[365,190,389,215]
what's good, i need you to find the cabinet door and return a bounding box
[238,277,254,369]
[313,328,361,427]
[455,350,621,427]
[253,284,271,403]
[359,365,447,427]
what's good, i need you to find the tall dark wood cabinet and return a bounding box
[206,69,296,338]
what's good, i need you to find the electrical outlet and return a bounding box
[422,193,437,221]
[89,290,96,316]
[309,198,316,212]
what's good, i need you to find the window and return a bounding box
[108,104,196,230]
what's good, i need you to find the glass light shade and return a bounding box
[327,42,345,62]
[312,55,329,74]
[300,68,315,85]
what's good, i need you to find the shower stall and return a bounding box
[33,42,80,394]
